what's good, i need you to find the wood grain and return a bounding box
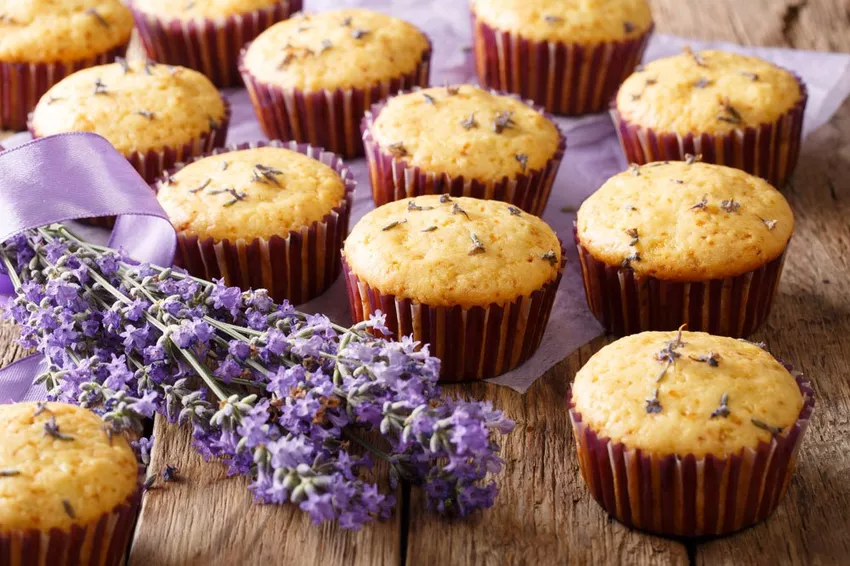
[1,1,850,565]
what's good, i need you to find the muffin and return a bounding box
[239,9,432,158]
[569,331,815,536]
[362,85,565,216]
[0,402,141,565]
[0,0,133,131]
[342,195,565,382]
[576,160,793,337]
[129,0,301,87]
[612,49,807,187]
[470,0,653,116]
[156,140,355,304]
[30,60,230,184]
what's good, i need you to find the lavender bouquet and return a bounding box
[0,224,514,529]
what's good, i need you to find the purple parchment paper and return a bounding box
[4,0,850,393]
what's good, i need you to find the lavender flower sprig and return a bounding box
[0,225,514,528]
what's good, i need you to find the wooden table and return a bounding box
[3,0,850,564]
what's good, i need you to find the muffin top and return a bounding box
[576,161,793,280]
[131,0,282,20]
[571,331,804,458]
[242,9,430,92]
[369,85,561,181]
[616,49,803,135]
[344,195,561,307]
[0,0,133,63]
[157,146,347,241]
[0,402,138,532]
[31,60,226,155]
[470,0,653,44]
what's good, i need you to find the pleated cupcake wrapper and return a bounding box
[361,90,566,215]
[238,44,432,159]
[569,368,814,537]
[471,13,653,116]
[0,488,141,566]
[610,75,807,188]
[129,1,301,88]
[340,243,565,382]
[575,228,787,337]
[0,43,129,132]
[157,140,355,305]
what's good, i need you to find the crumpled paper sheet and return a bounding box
[5,0,850,393]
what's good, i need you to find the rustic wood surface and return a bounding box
[2,0,850,564]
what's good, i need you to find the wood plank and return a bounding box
[129,417,403,566]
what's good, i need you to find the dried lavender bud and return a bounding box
[689,194,709,210]
[541,250,558,265]
[717,97,743,124]
[492,111,515,134]
[422,93,436,106]
[387,142,408,158]
[645,389,662,414]
[693,77,712,88]
[629,163,641,176]
[710,392,730,418]
[445,84,459,95]
[508,206,521,216]
[655,344,681,364]
[621,252,640,267]
[673,179,684,184]
[341,16,352,26]
[162,174,176,186]
[44,416,74,441]
[626,228,639,246]
[115,56,131,74]
[318,39,333,54]
[407,200,434,212]
[0,469,20,477]
[451,203,469,218]
[439,194,453,203]
[220,161,229,171]
[93,78,108,95]
[751,418,783,435]
[63,499,76,519]
[544,14,564,25]
[738,338,768,350]
[623,205,637,212]
[279,53,295,69]
[461,113,478,130]
[683,45,707,67]
[720,199,741,213]
[630,93,641,102]
[163,465,179,482]
[468,233,485,255]
[623,21,635,33]
[691,352,720,367]
[421,226,438,233]
[381,219,407,231]
[223,189,248,207]
[254,164,283,185]
[46,96,64,105]
[351,29,369,39]
[189,179,212,194]
[515,153,528,172]
[144,60,156,76]
[739,71,759,81]
[143,475,156,491]
[685,153,702,165]
[645,78,657,86]
[136,110,155,120]
[85,8,109,28]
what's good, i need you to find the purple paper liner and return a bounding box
[341,242,566,382]
[361,90,566,215]
[239,41,432,159]
[471,12,653,116]
[0,487,141,566]
[0,43,130,132]
[129,1,300,88]
[575,226,788,338]
[568,365,815,537]
[155,140,355,305]
[610,75,808,188]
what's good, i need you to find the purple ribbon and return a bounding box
[0,133,177,402]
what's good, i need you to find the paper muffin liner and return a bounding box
[129,1,301,88]
[569,365,815,537]
[238,43,432,159]
[341,243,566,382]
[575,227,788,337]
[0,43,130,132]
[158,140,355,305]
[471,13,653,116]
[610,75,807,188]
[361,90,566,215]
[0,487,141,566]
